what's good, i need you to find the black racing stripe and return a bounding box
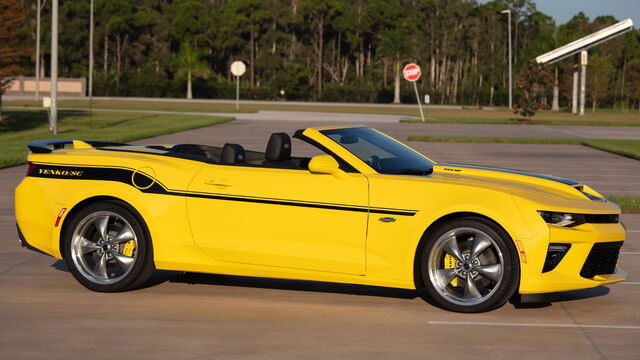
[30,164,167,192]
[439,163,581,186]
[185,190,417,214]
[368,208,417,216]
[30,163,417,216]
[184,192,416,216]
[185,192,369,213]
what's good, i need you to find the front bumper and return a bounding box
[519,222,627,294]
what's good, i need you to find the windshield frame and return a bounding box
[319,127,436,175]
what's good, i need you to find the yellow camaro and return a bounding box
[15,125,626,312]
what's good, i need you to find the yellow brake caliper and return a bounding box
[444,254,458,286]
[121,240,136,257]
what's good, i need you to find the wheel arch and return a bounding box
[59,195,149,259]
[412,211,518,289]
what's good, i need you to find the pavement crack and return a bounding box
[559,302,608,360]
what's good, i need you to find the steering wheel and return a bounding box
[370,155,382,171]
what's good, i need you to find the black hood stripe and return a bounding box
[438,163,581,186]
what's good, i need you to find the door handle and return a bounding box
[205,178,232,186]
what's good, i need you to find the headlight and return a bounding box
[538,211,586,227]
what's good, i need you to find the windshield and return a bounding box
[321,127,435,175]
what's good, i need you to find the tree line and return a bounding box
[10,0,640,110]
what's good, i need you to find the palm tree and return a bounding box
[175,42,210,99]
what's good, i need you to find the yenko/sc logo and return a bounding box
[38,168,84,177]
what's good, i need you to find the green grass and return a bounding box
[400,118,640,126]
[8,99,257,114]
[7,99,640,127]
[582,140,640,161]
[0,109,233,168]
[407,136,640,161]
[606,195,640,213]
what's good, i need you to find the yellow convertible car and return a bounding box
[15,125,626,312]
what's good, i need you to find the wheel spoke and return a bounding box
[443,235,464,261]
[469,236,492,260]
[476,264,502,282]
[435,269,458,287]
[111,252,134,268]
[112,225,135,244]
[79,237,100,255]
[92,254,108,278]
[94,215,110,242]
[464,274,481,299]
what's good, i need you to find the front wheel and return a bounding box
[419,217,519,312]
[63,201,155,292]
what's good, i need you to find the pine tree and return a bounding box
[0,0,30,122]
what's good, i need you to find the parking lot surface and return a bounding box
[1,117,638,359]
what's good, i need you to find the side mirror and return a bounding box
[308,155,347,179]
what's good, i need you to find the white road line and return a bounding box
[627,230,640,233]
[621,252,640,255]
[618,281,640,285]
[429,321,640,330]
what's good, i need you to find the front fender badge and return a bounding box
[379,217,396,223]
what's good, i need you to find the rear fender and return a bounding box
[55,182,192,264]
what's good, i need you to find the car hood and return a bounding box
[431,163,606,203]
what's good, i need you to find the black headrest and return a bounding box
[265,133,291,161]
[221,143,245,164]
[171,144,207,157]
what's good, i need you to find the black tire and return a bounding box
[418,217,519,313]
[62,200,155,292]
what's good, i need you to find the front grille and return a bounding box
[584,214,619,224]
[580,241,623,278]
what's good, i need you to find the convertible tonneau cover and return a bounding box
[28,139,129,154]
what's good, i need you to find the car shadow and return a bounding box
[510,286,610,309]
[170,272,421,300]
[556,286,611,301]
[51,260,68,272]
[51,260,418,299]
[50,260,609,306]
[50,260,179,289]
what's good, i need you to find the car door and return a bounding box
[186,164,369,275]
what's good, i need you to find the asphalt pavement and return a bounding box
[1,116,639,359]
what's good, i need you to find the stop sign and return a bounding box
[403,63,421,82]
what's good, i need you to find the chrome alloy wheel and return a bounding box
[70,211,138,285]
[427,227,504,306]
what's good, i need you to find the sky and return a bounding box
[479,0,640,27]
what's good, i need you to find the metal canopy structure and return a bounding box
[536,19,634,65]
[535,19,634,116]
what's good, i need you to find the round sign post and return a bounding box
[403,63,425,122]
[230,61,246,111]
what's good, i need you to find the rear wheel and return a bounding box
[63,201,155,292]
[419,217,519,312]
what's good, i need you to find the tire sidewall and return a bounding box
[63,201,153,292]
[419,217,520,313]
